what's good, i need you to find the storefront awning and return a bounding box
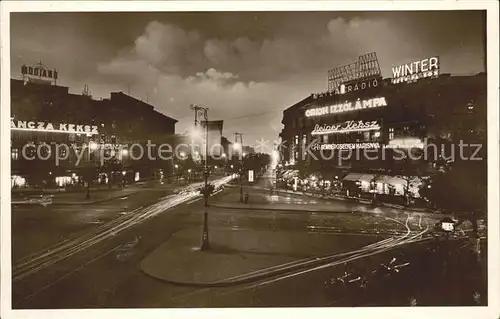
[343,173,376,182]
[374,175,408,185]
[282,170,299,179]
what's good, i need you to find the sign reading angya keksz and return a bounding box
[391,57,439,84]
[10,120,99,135]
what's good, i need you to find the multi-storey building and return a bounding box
[279,54,486,199]
[10,74,178,188]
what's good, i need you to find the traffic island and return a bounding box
[140,227,385,286]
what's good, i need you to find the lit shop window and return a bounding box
[11,175,26,188]
[363,131,370,142]
[323,135,329,143]
[11,148,19,160]
[467,102,475,114]
[389,128,395,140]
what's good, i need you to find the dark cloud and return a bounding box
[10,11,486,149]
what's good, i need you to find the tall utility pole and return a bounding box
[190,104,210,251]
[234,132,244,203]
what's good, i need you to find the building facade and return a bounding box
[10,78,178,188]
[279,54,486,200]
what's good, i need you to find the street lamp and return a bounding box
[191,104,211,251]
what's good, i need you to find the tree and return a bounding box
[419,161,486,236]
[81,165,98,199]
[296,159,310,180]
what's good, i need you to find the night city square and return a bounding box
[1,3,499,319]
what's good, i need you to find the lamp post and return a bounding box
[234,132,244,203]
[191,104,210,251]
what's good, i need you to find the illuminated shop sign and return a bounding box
[311,143,380,151]
[311,120,380,135]
[339,78,379,95]
[10,120,99,135]
[21,64,58,79]
[385,138,425,149]
[311,78,379,99]
[305,97,387,117]
[391,57,439,84]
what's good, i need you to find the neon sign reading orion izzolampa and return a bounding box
[305,97,387,117]
[311,120,380,135]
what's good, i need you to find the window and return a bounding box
[363,131,370,141]
[467,102,475,114]
[302,135,307,146]
[60,147,67,158]
[323,135,329,143]
[11,148,19,160]
[295,135,299,146]
[389,128,395,140]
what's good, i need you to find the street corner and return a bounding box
[216,191,272,206]
[139,226,385,286]
[139,227,317,286]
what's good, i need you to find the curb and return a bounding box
[210,204,355,214]
[253,187,433,214]
[141,237,430,287]
[52,191,140,205]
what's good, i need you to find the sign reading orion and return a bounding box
[305,97,387,117]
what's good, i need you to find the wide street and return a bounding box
[11,173,486,308]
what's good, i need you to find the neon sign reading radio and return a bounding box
[311,120,380,135]
[305,97,387,117]
[10,120,99,135]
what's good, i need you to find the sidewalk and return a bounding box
[11,180,183,205]
[50,188,142,205]
[212,191,434,219]
[251,186,433,214]
[140,227,384,286]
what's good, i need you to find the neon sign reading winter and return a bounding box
[10,119,99,135]
[305,97,387,117]
[311,120,380,136]
[391,57,439,84]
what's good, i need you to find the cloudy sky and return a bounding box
[10,11,486,151]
